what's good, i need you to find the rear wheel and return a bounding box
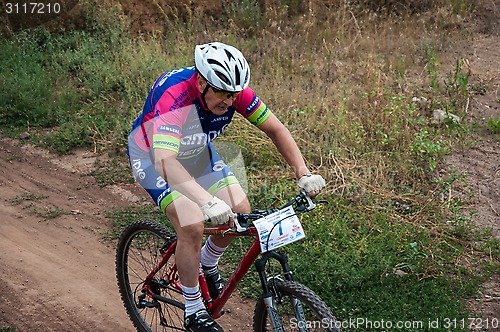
[253,280,341,332]
[116,219,186,332]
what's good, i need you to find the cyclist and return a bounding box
[127,42,325,332]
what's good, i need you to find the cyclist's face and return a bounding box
[198,76,238,115]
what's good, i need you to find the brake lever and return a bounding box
[296,190,328,212]
[222,213,247,236]
[303,192,317,211]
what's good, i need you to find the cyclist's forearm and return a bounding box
[272,130,310,179]
[260,116,310,179]
[154,149,212,207]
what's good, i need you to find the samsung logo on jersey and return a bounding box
[245,96,260,115]
[158,125,181,135]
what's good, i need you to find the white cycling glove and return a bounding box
[298,174,326,193]
[200,197,233,226]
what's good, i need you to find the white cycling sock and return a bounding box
[200,236,227,268]
[182,284,206,316]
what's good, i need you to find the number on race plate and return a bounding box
[253,206,306,252]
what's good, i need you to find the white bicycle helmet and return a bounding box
[195,42,250,92]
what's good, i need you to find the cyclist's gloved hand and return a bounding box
[298,174,326,195]
[200,197,233,226]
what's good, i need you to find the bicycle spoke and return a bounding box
[117,220,185,332]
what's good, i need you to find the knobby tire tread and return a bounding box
[253,280,340,332]
[116,219,180,332]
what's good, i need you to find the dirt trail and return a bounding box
[0,137,254,331]
[0,138,136,331]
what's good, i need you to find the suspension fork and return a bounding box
[255,251,307,332]
[255,251,295,286]
[254,252,290,332]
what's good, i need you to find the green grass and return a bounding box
[87,157,135,187]
[35,207,67,220]
[0,326,18,332]
[1,0,498,329]
[10,193,48,205]
[486,115,500,135]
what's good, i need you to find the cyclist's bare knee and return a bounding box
[165,196,204,240]
[215,184,251,213]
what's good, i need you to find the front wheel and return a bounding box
[116,219,185,332]
[253,280,341,332]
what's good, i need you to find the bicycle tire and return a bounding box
[253,280,341,332]
[116,219,186,332]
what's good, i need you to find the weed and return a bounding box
[412,129,450,170]
[486,115,500,134]
[103,204,172,241]
[425,46,441,89]
[10,193,48,205]
[35,207,67,220]
[445,58,471,111]
[88,157,135,187]
[5,154,24,162]
[0,326,18,332]
[224,0,263,31]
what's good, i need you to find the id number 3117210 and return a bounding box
[5,2,61,14]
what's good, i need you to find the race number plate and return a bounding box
[253,206,306,252]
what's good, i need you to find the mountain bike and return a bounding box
[116,191,341,332]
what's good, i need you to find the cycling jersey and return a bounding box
[128,66,271,212]
[130,66,270,165]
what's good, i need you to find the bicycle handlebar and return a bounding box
[229,191,326,233]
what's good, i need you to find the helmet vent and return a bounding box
[207,59,223,67]
[234,66,241,85]
[215,71,231,85]
[225,49,235,61]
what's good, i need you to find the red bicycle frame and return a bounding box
[143,192,318,323]
[144,224,263,319]
[202,225,262,319]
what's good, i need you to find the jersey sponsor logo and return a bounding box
[131,159,146,180]
[245,95,260,115]
[211,116,229,123]
[158,125,181,135]
[156,176,167,188]
[179,124,229,146]
[177,146,205,158]
[153,140,180,149]
[255,107,269,124]
[156,187,171,205]
[169,90,191,111]
[180,133,207,146]
[188,115,205,123]
[212,160,227,172]
[156,68,187,87]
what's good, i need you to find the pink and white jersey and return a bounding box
[130,66,271,163]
